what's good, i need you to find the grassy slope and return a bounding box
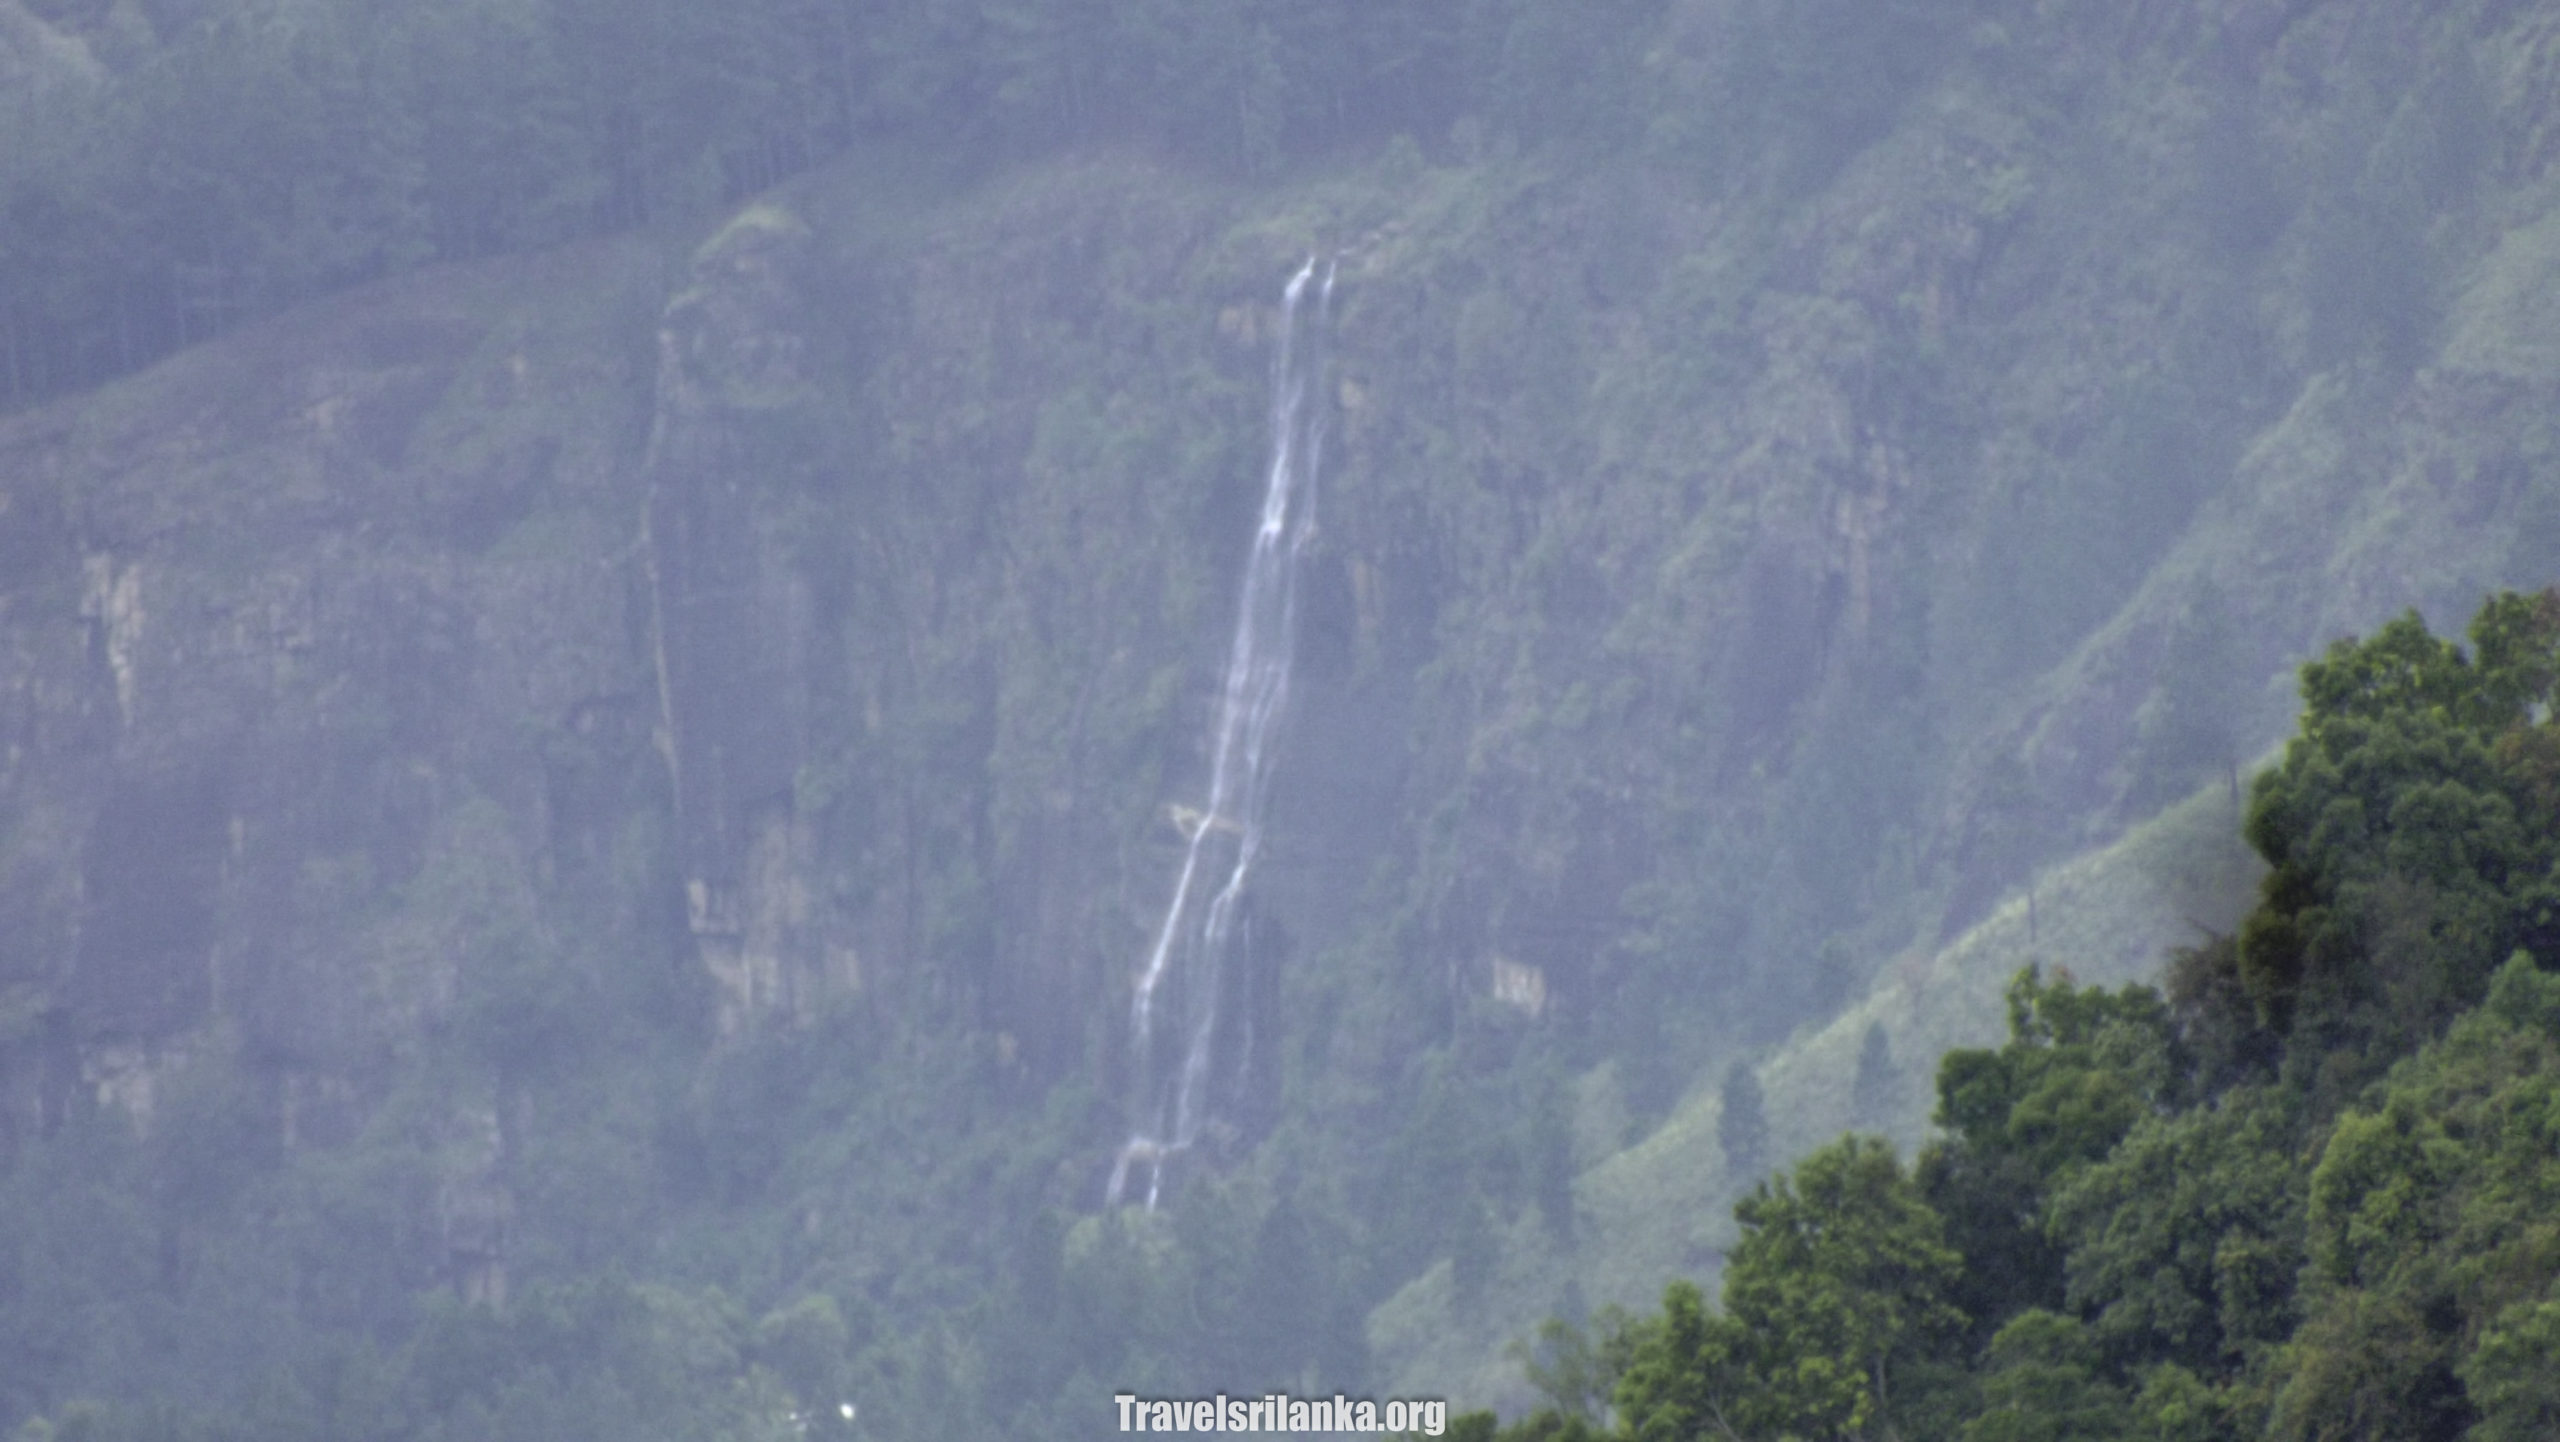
[1370,776,2266,1413]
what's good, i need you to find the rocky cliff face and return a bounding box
[6,3,2560,1421]
[0,238,665,1305]
[0,84,2552,1130]
[643,206,843,1033]
[0,157,1279,1201]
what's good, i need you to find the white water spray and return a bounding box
[1111,258,1334,1209]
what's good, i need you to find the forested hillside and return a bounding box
[1459,593,2560,1440]
[3,0,2560,1438]
[1,0,1641,407]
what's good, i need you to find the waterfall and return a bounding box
[1110,258,1333,1209]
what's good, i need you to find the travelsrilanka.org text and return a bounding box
[1113,1392,1448,1435]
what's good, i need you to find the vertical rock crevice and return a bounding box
[642,206,847,1033]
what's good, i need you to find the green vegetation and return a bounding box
[0,0,1660,408]
[1462,592,2560,1440]
[7,2,2560,1438]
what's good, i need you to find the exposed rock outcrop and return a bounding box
[642,206,848,1033]
[0,241,664,1299]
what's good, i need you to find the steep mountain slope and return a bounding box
[1371,774,2268,1413]
[6,0,2560,1435]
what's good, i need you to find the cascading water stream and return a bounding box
[1110,258,1334,1209]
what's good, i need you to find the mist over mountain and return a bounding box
[3,1,2558,1437]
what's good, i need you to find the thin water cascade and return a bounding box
[1110,258,1334,1209]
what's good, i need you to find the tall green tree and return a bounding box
[2240,595,2560,1057]
[1616,1136,1963,1441]
[1922,969,2179,1351]
[1960,1310,2127,1442]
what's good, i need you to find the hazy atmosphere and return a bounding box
[5,1,2560,1437]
